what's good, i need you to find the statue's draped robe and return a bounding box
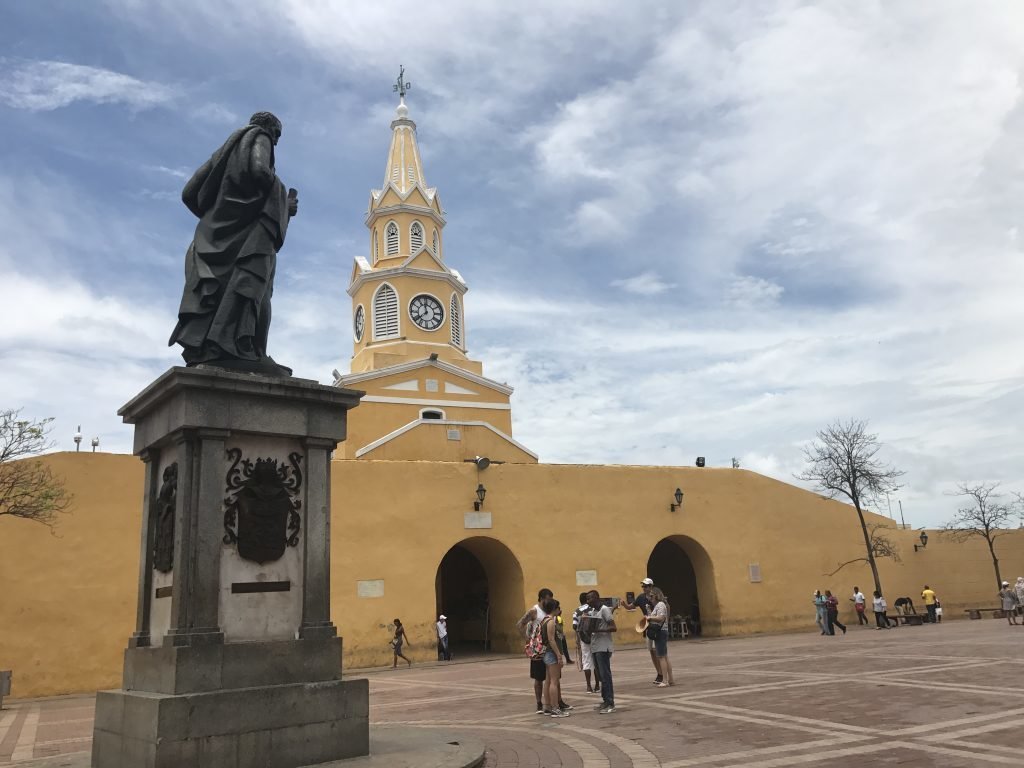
[169,126,290,364]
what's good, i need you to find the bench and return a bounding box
[965,608,1005,620]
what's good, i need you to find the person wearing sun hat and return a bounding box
[998,582,1019,626]
[436,614,451,660]
[622,577,662,683]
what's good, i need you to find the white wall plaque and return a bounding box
[575,570,598,586]
[464,512,492,529]
[425,379,439,392]
[748,563,762,583]
[357,579,385,598]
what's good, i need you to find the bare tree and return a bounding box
[797,419,904,594]
[0,409,71,527]
[943,483,1014,590]
[824,522,902,577]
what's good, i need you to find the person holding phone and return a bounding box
[622,578,662,684]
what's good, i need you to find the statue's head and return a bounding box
[249,111,283,145]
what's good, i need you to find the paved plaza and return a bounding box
[3,619,1023,767]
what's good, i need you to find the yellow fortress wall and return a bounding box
[3,451,1023,698]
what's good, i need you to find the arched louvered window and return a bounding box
[373,231,379,262]
[410,222,424,253]
[372,283,399,339]
[449,294,463,348]
[432,229,439,256]
[385,222,399,256]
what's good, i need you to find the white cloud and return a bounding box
[726,276,783,309]
[0,59,177,111]
[611,271,675,296]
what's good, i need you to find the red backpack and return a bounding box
[524,616,550,659]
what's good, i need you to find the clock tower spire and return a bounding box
[346,71,478,375]
[332,71,534,464]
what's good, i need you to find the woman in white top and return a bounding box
[647,588,674,687]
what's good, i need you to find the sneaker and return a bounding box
[549,708,570,718]
[599,705,616,714]
[655,681,669,688]
[594,703,606,711]
[535,705,544,714]
[559,702,574,710]
[653,676,663,685]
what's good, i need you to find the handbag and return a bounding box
[645,623,660,641]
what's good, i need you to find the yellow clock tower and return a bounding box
[334,71,536,464]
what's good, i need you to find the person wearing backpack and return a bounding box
[541,599,571,717]
[518,588,553,714]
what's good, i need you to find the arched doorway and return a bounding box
[435,536,524,655]
[647,536,720,636]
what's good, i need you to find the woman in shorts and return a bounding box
[647,588,674,687]
[391,618,412,668]
[541,598,569,717]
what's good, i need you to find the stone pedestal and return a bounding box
[92,367,367,768]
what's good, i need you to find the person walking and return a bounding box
[573,592,600,694]
[921,585,938,624]
[435,614,451,661]
[1014,578,1024,618]
[622,578,661,683]
[391,618,412,667]
[850,586,870,626]
[998,582,1019,625]
[647,588,674,687]
[813,590,828,635]
[824,590,846,635]
[872,590,891,629]
[586,590,617,714]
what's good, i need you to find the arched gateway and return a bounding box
[647,535,720,636]
[435,536,524,654]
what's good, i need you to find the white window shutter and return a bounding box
[373,284,399,339]
[410,223,423,252]
[386,223,399,256]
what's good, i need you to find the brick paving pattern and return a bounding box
[2,620,1023,766]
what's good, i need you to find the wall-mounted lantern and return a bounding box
[670,487,684,512]
[474,483,487,511]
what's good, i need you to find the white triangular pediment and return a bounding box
[382,379,419,392]
[443,382,477,395]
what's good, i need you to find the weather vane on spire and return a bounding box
[393,65,412,100]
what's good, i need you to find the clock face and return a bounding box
[409,294,444,331]
[353,305,365,341]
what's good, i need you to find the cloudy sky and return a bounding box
[2,1,1022,528]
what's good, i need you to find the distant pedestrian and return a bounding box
[872,590,891,629]
[586,590,617,714]
[573,592,600,694]
[998,582,1019,625]
[1015,578,1024,616]
[436,614,451,661]
[850,587,870,626]
[824,591,846,635]
[813,590,828,635]
[648,588,674,687]
[517,588,553,714]
[391,618,412,667]
[921,585,938,623]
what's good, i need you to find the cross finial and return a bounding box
[393,65,412,100]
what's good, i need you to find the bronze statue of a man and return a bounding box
[168,111,297,377]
